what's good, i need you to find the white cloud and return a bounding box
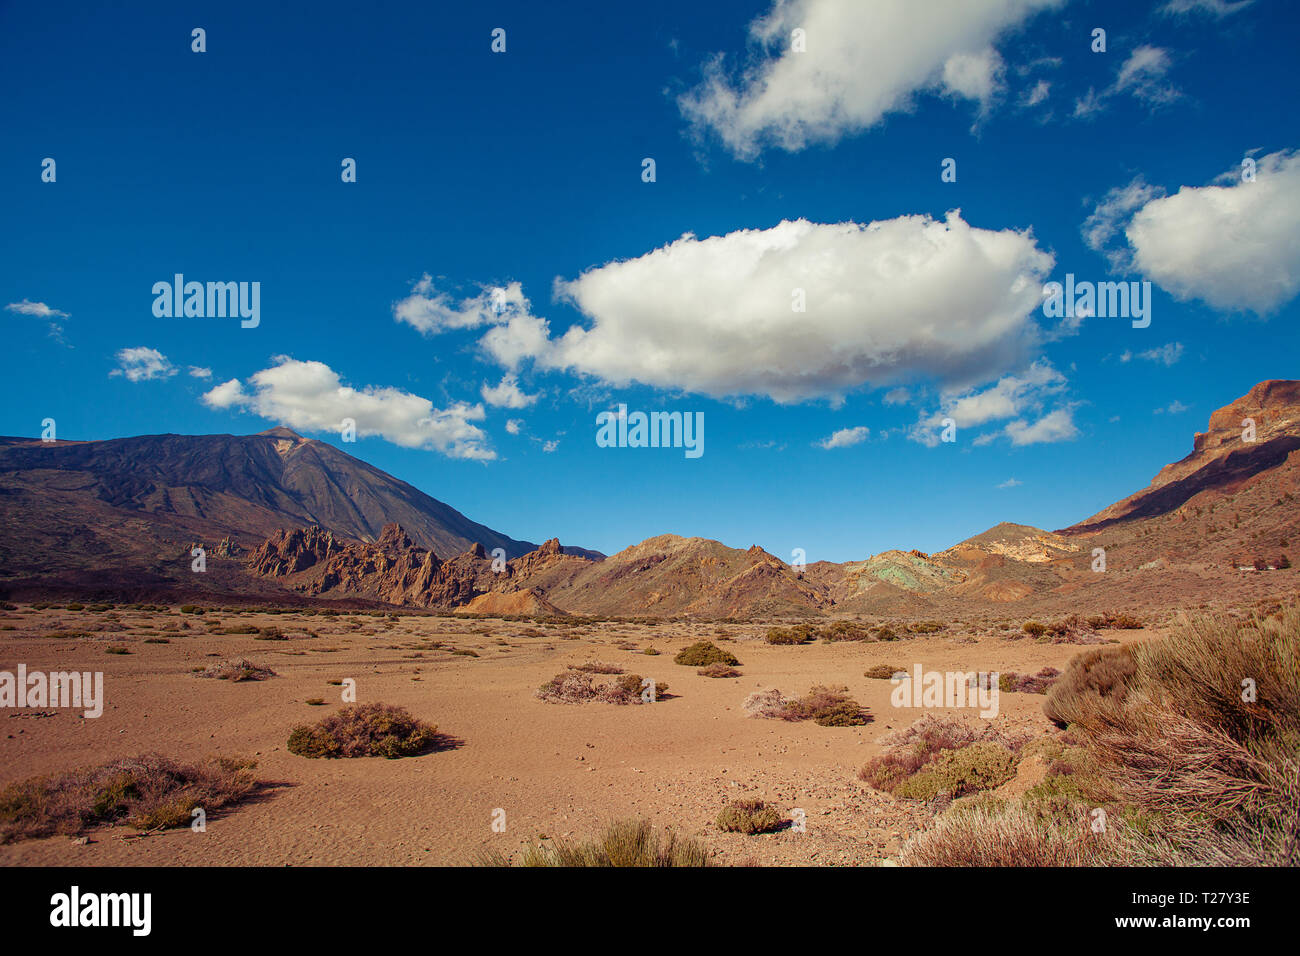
[1160,0,1253,16]
[525,213,1051,403]
[1137,342,1184,366]
[882,387,912,406]
[480,374,538,408]
[941,47,1004,109]
[1073,46,1179,118]
[816,425,870,449]
[997,477,1022,488]
[188,366,213,379]
[1119,150,1300,314]
[200,356,496,461]
[1020,79,1050,107]
[678,0,1063,159]
[909,361,1076,446]
[505,418,524,435]
[110,347,177,382]
[6,299,67,320]
[393,276,530,335]
[1154,399,1191,415]
[1114,46,1178,104]
[1004,407,1079,445]
[541,439,559,453]
[7,298,70,342]
[1082,178,1164,269]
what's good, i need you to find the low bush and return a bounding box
[697,663,741,678]
[999,667,1062,695]
[673,641,739,667]
[287,703,438,759]
[197,658,276,682]
[716,799,782,834]
[864,663,903,680]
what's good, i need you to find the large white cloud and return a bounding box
[1099,150,1300,314]
[525,213,1053,403]
[678,0,1063,159]
[201,356,496,461]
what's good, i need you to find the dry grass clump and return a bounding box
[0,754,258,843]
[864,663,903,680]
[477,819,710,867]
[569,661,624,674]
[716,799,783,834]
[999,667,1062,695]
[536,670,667,704]
[697,663,741,678]
[286,703,438,759]
[899,800,1119,866]
[744,686,868,726]
[673,641,739,667]
[196,658,277,682]
[859,715,1026,796]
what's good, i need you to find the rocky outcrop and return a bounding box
[246,523,486,608]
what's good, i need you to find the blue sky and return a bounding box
[2,0,1297,562]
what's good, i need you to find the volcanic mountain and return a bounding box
[0,427,572,598]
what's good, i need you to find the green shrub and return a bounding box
[893,741,1018,800]
[673,641,739,667]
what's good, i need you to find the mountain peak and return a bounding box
[258,426,305,440]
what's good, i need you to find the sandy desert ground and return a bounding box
[0,603,1161,866]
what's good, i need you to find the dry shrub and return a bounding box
[697,663,741,678]
[537,670,665,704]
[743,688,789,719]
[999,667,1062,695]
[569,661,624,674]
[745,686,868,726]
[0,754,258,843]
[287,703,438,759]
[717,799,782,834]
[197,658,276,682]
[1042,644,1137,728]
[479,819,710,867]
[864,664,903,680]
[766,624,814,644]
